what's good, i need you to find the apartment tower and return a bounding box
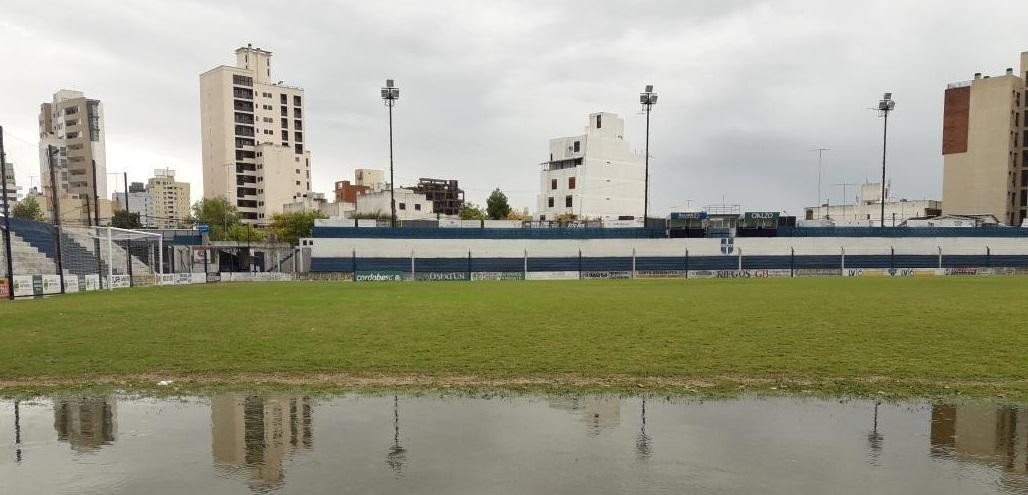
[201,45,311,225]
[536,112,644,221]
[942,51,1028,225]
[38,90,107,209]
[148,168,191,228]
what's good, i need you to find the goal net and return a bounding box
[59,226,164,291]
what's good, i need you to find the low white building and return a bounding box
[354,188,433,220]
[804,183,943,227]
[536,112,644,222]
[283,191,355,219]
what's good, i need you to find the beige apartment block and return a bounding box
[200,45,312,225]
[38,90,108,215]
[147,168,191,228]
[942,51,1028,225]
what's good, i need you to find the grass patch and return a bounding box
[1,277,1026,398]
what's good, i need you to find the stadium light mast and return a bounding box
[876,93,895,227]
[381,79,400,228]
[0,126,13,300]
[640,85,657,224]
[810,148,830,218]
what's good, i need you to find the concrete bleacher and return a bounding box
[2,218,154,279]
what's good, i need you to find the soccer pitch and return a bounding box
[2,277,1027,397]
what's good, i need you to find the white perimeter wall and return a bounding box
[308,236,1028,258]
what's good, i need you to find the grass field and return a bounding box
[2,277,1027,397]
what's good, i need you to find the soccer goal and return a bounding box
[58,226,164,291]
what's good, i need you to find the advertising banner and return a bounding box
[470,272,524,281]
[206,272,221,283]
[580,271,631,280]
[41,275,62,294]
[84,274,101,291]
[191,273,207,284]
[13,275,34,297]
[0,278,7,299]
[110,275,131,289]
[64,276,80,293]
[355,271,406,282]
[525,271,579,281]
[635,270,688,279]
[413,272,468,281]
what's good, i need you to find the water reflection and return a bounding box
[211,394,312,491]
[4,394,1028,494]
[386,395,407,476]
[931,404,1028,476]
[53,396,116,452]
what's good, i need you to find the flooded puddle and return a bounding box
[2,394,1027,494]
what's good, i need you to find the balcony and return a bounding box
[541,157,582,171]
[232,88,253,99]
[234,112,254,124]
[233,100,254,112]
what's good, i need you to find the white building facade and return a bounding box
[803,183,943,227]
[38,89,107,202]
[355,188,433,220]
[201,45,312,225]
[2,161,20,205]
[536,112,644,222]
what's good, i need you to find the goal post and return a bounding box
[59,225,164,291]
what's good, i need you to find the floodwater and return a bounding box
[2,394,1027,494]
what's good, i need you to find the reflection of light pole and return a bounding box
[876,93,896,227]
[639,85,658,224]
[635,397,652,461]
[0,126,13,300]
[867,400,883,463]
[381,80,400,228]
[386,395,407,475]
[14,400,22,462]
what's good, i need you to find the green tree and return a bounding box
[485,188,511,220]
[11,197,44,221]
[268,210,326,245]
[110,209,142,229]
[190,197,239,240]
[226,224,267,242]
[458,202,485,220]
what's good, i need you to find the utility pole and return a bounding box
[122,171,132,285]
[381,79,400,227]
[810,148,830,218]
[46,145,65,293]
[0,126,14,299]
[640,85,658,225]
[876,93,896,227]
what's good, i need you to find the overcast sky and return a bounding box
[2,0,1027,216]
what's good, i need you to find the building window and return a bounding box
[281,118,288,128]
[294,108,302,118]
[551,178,557,190]
[568,177,576,189]
[282,130,289,140]
[295,131,303,142]
[596,114,601,128]
[399,202,406,210]
[280,94,287,104]
[295,143,303,154]
[293,95,302,106]
[548,197,554,208]
[295,180,301,186]
[573,140,580,152]
[281,106,287,116]
[565,195,573,208]
[414,203,421,211]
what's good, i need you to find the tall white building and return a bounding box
[536,112,644,222]
[2,161,20,206]
[201,45,312,225]
[148,168,190,228]
[38,89,107,202]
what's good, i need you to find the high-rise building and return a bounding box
[201,45,311,225]
[2,160,20,205]
[113,183,156,228]
[942,51,1028,226]
[38,89,107,207]
[536,112,644,222]
[148,168,190,228]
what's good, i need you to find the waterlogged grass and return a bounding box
[1,277,1027,397]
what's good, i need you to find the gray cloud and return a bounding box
[1,0,1026,215]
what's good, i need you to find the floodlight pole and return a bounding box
[46,146,65,293]
[876,93,895,227]
[810,148,829,218]
[381,79,400,228]
[640,85,657,225]
[0,126,13,299]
